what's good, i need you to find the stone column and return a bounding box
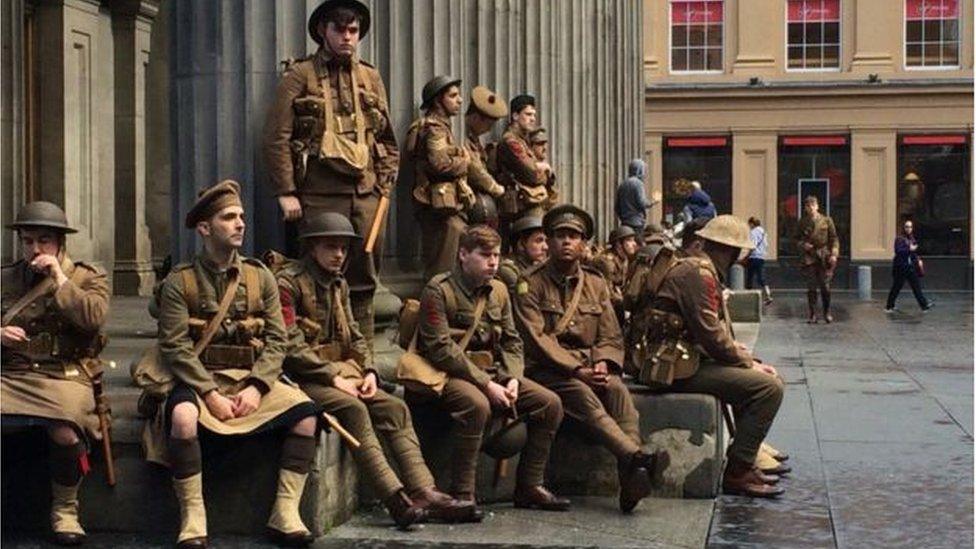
[1,0,27,263]
[111,0,159,295]
[850,129,897,261]
[732,132,778,259]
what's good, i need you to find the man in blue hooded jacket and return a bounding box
[614,159,658,235]
[682,181,717,221]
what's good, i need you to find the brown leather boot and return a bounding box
[723,458,784,498]
[618,453,653,513]
[384,490,427,530]
[514,485,571,511]
[410,486,480,523]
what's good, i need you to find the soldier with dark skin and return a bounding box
[263,0,398,347]
[1,202,110,546]
[276,212,476,528]
[634,215,786,498]
[496,216,548,296]
[514,205,667,514]
[153,181,320,548]
[592,225,639,327]
[407,75,474,282]
[796,195,840,323]
[415,225,570,513]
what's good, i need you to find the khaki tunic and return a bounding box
[592,250,628,320]
[465,130,505,199]
[1,256,108,439]
[496,253,534,297]
[797,213,839,267]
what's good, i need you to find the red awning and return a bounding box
[782,136,847,146]
[667,136,728,148]
[906,0,959,21]
[788,0,840,23]
[902,135,968,145]
[671,1,724,25]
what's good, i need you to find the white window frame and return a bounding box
[784,0,843,73]
[668,0,726,75]
[904,0,962,70]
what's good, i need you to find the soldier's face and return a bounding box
[465,112,493,135]
[514,106,537,131]
[199,206,246,249]
[439,86,463,116]
[550,228,583,263]
[309,236,349,274]
[520,230,549,263]
[19,228,60,262]
[459,244,500,283]
[805,201,819,216]
[322,20,360,57]
[619,236,639,258]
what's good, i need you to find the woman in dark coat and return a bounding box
[885,220,932,312]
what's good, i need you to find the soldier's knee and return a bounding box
[170,403,199,438]
[384,395,411,426]
[292,415,318,436]
[47,423,79,446]
[759,375,785,408]
[543,391,564,427]
[467,391,492,429]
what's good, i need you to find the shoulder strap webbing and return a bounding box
[297,274,317,317]
[242,263,261,314]
[458,294,488,351]
[193,269,241,356]
[552,271,585,336]
[333,285,352,347]
[1,277,54,326]
[320,67,366,144]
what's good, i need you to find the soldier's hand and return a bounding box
[359,372,378,401]
[485,381,512,409]
[1,326,28,347]
[278,195,303,221]
[333,375,360,398]
[802,242,814,251]
[537,161,552,174]
[504,378,519,405]
[30,254,67,286]
[204,390,236,421]
[232,386,262,417]
[751,361,778,378]
[575,366,608,388]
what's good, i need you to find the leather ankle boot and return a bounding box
[722,458,784,498]
[385,490,427,530]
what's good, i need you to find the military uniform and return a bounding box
[414,269,564,502]
[592,247,628,325]
[497,253,535,297]
[797,213,839,321]
[263,10,399,343]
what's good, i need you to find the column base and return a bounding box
[113,260,156,296]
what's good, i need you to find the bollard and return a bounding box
[729,264,745,290]
[857,265,872,300]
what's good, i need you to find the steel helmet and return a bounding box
[467,193,499,227]
[298,212,360,240]
[421,75,462,111]
[608,225,637,245]
[481,415,528,460]
[696,214,755,250]
[7,201,77,234]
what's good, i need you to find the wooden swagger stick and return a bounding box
[323,412,362,449]
[364,195,390,254]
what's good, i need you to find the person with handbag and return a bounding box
[796,196,839,323]
[149,181,320,548]
[276,212,476,528]
[1,202,110,546]
[411,225,569,513]
[885,220,933,312]
[515,205,667,514]
[263,0,399,350]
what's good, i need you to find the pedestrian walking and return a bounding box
[885,220,933,312]
[745,217,772,305]
[615,159,658,235]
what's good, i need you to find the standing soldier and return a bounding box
[463,86,508,228]
[149,181,321,548]
[527,128,558,211]
[629,215,785,498]
[515,205,667,514]
[263,0,398,347]
[1,202,110,546]
[592,225,639,327]
[494,95,554,250]
[496,216,547,296]
[796,196,839,323]
[406,75,472,282]
[414,225,570,513]
[276,212,476,528]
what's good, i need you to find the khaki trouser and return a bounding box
[300,383,434,499]
[433,377,563,496]
[802,262,833,313]
[665,362,784,464]
[419,210,467,283]
[528,368,641,462]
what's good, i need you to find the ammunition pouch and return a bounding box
[397,299,421,350]
[297,316,323,343]
[498,186,521,216]
[519,183,548,206]
[396,351,447,396]
[636,309,700,387]
[428,181,460,212]
[200,344,257,369]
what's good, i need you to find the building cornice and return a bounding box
[646,78,974,99]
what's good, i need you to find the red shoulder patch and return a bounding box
[701,271,720,312]
[421,294,442,326]
[279,287,296,327]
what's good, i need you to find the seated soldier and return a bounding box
[592,225,639,327]
[515,205,667,514]
[414,225,570,513]
[1,202,110,546]
[275,212,476,528]
[632,214,786,498]
[496,216,547,295]
[150,181,320,547]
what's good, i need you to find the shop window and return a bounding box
[898,136,970,255]
[777,137,851,257]
[670,1,724,73]
[662,137,732,226]
[906,0,960,68]
[787,0,841,70]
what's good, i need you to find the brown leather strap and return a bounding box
[320,67,366,144]
[552,270,585,336]
[180,269,200,313]
[333,285,352,348]
[193,269,241,356]
[2,277,54,326]
[458,294,488,351]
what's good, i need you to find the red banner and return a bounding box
[788,0,840,23]
[782,136,847,146]
[671,1,724,25]
[902,135,967,145]
[906,0,959,20]
[667,136,728,148]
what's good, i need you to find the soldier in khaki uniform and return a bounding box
[528,128,558,211]
[151,181,320,548]
[515,205,666,514]
[494,95,554,250]
[592,225,639,327]
[276,212,476,528]
[414,225,569,512]
[263,0,398,346]
[464,86,507,214]
[1,202,110,546]
[631,215,786,498]
[406,75,473,282]
[496,216,547,296]
[796,195,840,323]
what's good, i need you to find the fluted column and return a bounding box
[1,0,26,263]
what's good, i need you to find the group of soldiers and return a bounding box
[0,0,794,547]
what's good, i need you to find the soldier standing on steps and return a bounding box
[463,86,508,228]
[1,202,110,546]
[263,0,398,350]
